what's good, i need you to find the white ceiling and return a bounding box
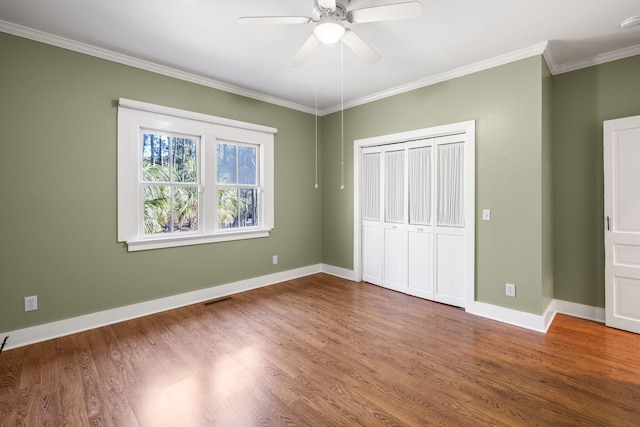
[2,0,640,114]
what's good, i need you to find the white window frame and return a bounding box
[117,98,276,252]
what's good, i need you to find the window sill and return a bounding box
[125,229,272,252]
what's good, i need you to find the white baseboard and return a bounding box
[467,302,551,333]
[320,264,357,281]
[1,264,322,351]
[1,263,606,351]
[467,299,604,334]
[551,299,605,323]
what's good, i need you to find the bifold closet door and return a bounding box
[434,138,465,307]
[360,134,468,308]
[382,149,408,292]
[362,151,382,285]
[407,145,434,299]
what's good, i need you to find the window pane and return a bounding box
[173,186,199,232]
[142,133,170,182]
[144,186,198,235]
[239,188,258,227]
[217,188,259,229]
[238,145,257,185]
[172,137,197,183]
[144,185,171,234]
[217,143,237,184]
[218,188,238,229]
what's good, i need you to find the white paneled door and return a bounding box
[604,115,640,334]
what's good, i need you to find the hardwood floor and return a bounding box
[2,273,640,426]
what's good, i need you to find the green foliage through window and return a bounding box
[142,132,199,235]
[217,142,258,229]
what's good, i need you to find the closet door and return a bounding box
[362,150,382,285]
[383,147,408,292]
[360,132,470,308]
[434,136,466,307]
[357,120,474,310]
[407,143,434,299]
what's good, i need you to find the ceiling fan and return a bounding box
[239,0,422,67]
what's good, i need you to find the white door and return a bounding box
[362,151,382,285]
[433,137,466,307]
[382,148,408,292]
[604,115,640,334]
[406,143,434,300]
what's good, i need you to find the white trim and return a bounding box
[0,264,322,351]
[0,263,609,350]
[551,299,604,323]
[467,301,552,333]
[126,230,271,252]
[4,19,639,115]
[467,299,606,333]
[551,299,605,323]
[119,98,277,135]
[3,18,545,118]
[542,43,560,75]
[321,42,549,115]
[0,20,316,116]
[320,263,358,281]
[549,44,640,75]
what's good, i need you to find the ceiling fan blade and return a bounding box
[290,34,321,67]
[347,1,422,23]
[239,16,312,25]
[342,29,381,65]
[317,0,337,10]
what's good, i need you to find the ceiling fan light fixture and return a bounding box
[314,16,345,44]
[620,16,640,29]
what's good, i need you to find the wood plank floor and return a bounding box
[2,273,640,426]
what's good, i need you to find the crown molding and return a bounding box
[320,42,550,115]
[3,19,639,117]
[548,43,640,75]
[542,42,560,74]
[0,20,316,115]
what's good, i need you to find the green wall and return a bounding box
[3,27,639,334]
[321,56,549,315]
[552,55,640,307]
[0,33,322,332]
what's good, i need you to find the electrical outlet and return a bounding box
[505,283,516,298]
[24,295,38,312]
[272,255,278,265]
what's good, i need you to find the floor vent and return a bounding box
[203,296,232,306]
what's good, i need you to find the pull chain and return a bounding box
[340,42,345,190]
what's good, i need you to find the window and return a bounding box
[117,98,276,251]
[142,131,200,236]
[216,141,259,229]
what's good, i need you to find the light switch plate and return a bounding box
[482,209,491,221]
